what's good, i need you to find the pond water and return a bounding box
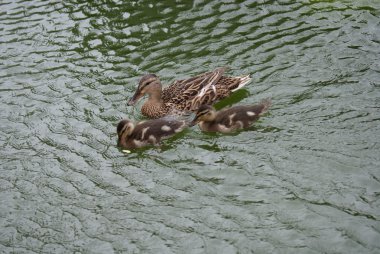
[1,0,379,253]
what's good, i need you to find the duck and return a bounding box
[190,98,272,133]
[116,117,188,149]
[127,67,252,119]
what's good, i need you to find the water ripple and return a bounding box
[1,0,380,253]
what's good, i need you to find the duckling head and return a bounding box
[117,119,135,142]
[128,74,161,106]
[190,105,217,126]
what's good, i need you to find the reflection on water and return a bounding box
[1,0,380,253]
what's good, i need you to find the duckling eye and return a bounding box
[198,111,208,117]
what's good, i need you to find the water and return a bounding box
[1,0,380,253]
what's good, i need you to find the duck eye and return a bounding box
[140,80,154,90]
[139,82,147,89]
[139,75,157,89]
[198,111,207,117]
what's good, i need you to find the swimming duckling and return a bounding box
[127,67,252,118]
[190,98,272,133]
[117,117,187,149]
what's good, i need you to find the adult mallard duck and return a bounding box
[127,67,252,118]
[190,98,272,133]
[117,117,188,149]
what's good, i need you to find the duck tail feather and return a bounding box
[231,74,252,92]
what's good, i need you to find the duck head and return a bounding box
[128,74,161,106]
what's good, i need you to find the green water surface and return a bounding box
[1,0,379,253]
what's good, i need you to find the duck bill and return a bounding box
[127,91,144,106]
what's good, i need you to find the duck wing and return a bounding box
[162,69,214,101]
[132,118,187,144]
[164,67,227,110]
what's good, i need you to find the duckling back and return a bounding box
[133,117,187,142]
[117,117,188,149]
[218,98,271,128]
[194,98,271,133]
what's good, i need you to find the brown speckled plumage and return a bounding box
[127,67,252,118]
[191,98,272,133]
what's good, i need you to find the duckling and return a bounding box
[190,98,272,133]
[127,67,252,118]
[117,117,187,149]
